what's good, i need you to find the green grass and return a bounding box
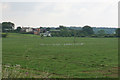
[2,33,118,78]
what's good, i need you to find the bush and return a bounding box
[91,35,98,37]
[20,32,33,34]
[2,33,8,38]
[80,36,86,37]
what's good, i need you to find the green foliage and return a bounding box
[91,34,98,37]
[104,34,115,38]
[82,25,94,36]
[59,25,67,30]
[115,28,120,37]
[51,27,85,37]
[46,27,51,31]
[21,32,33,34]
[97,30,106,37]
[2,22,15,32]
[51,25,95,37]
[2,33,8,38]
[16,26,22,32]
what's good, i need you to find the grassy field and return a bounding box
[2,33,118,78]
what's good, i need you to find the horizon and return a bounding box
[1,21,118,28]
[14,25,118,28]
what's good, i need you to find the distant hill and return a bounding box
[66,27,117,34]
[92,27,117,34]
[48,27,117,34]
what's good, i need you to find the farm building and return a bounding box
[21,27,33,32]
[33,28,40,35]
[33,28,51,37]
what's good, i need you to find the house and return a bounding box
[21,27,33,32]
[33,28,51,37]
[33,28,40,35]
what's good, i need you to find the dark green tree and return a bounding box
[59,25,67,30]
[116,28,120,37]
[97,30,106,37]
[2,22,15,32]
[40,27,43,29]
[16,26,22,32]
[46,27,51,31]
[82,25,94,36]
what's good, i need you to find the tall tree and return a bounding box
[46,27,51,31]
[40,27,43,29]
[97,30,106,37]
[2,22,15,32]
[16,26,22,32]
[82,25,94,36]
[116,28,120,37]
[59,25,67,30]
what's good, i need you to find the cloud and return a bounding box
[0,3,2,22]
[2,0,119,27]
[1,0,119,2]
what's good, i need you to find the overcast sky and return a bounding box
[1,0,119,28]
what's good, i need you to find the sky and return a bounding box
[1,0,119,28]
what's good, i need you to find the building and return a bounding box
[33,28,51,37]
[21,27,33,32]
[33,28,40,35]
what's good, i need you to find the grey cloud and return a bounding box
[7,2,39,12]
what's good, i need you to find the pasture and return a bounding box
[2,33,118,78]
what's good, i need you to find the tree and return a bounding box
[2,22,15,32]
[2,33,8,38]
[16,26,22,32]
[97,30,106,37]
[116,28,120,37]
[59,25,67,30]
[40,27,43,29]
[46,27,51,31]
[82,25,94,36]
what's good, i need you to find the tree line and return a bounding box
[1,22,120,37]
[51,25,94,37]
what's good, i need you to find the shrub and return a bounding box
[20,32,33,34]
[91,35,98,37]
[2,33,8,38]
[80,36,86,37]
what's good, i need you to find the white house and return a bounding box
[21,27,33,32]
